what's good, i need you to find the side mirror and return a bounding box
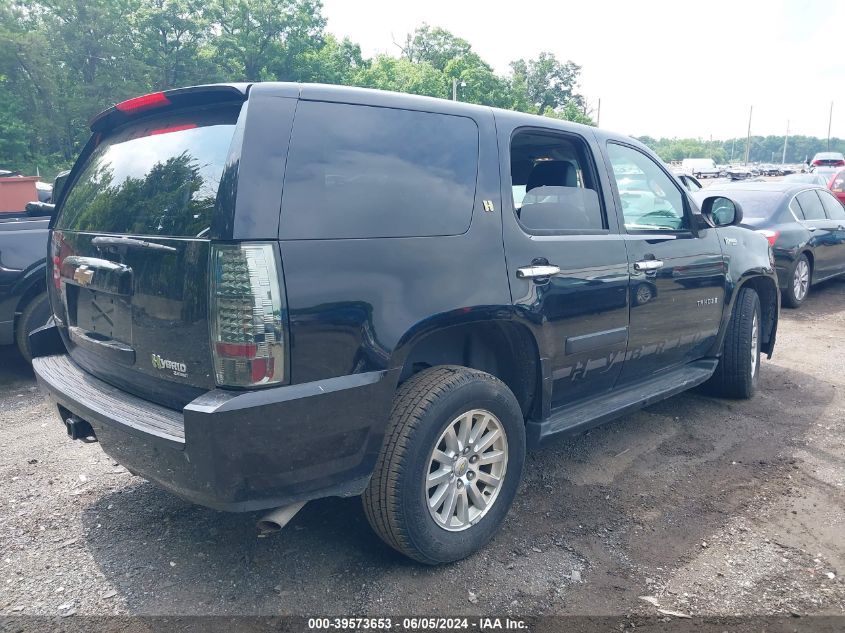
[700,195,743,227]
[25,201,56,217]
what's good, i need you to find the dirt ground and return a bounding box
[1,278,843,619]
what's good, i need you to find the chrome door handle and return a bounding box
[634,260,664,272]
[516,265,561,279]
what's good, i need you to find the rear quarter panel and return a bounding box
[711,225,779,354]
[276,101,511,385]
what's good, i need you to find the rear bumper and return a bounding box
[33,354,398,512]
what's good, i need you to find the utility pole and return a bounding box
[730,138,736,162]
[596,98,601,127]
[451,78,466,101]
[782,120,789,165]
[744,106,753,165]
[828,102,834,151]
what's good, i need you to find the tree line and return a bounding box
[2,0,840,179]
[637,135,845,165]
[0,0,593,178]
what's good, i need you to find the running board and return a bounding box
[526,358,719,447]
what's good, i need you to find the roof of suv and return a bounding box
[94,81,604,140]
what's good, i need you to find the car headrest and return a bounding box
[526,161,576,191]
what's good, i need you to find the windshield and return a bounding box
[57,105,241,237]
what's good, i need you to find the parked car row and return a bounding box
[697,181,845,308]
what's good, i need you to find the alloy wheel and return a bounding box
[750,311,759,378]
[793,260,810,301]
[425,409,508,531]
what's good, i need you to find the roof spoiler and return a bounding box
[90,84,250,133]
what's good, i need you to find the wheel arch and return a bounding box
[391,318,542,421]
[730,274,779,358]
[12,262,48,327]
[800,249,814,281]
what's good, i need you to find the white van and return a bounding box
[681,158,720,178]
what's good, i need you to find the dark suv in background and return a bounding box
[32,83,778,564]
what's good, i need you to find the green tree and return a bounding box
[295,34,366,84]
[353,55,448,99]
[135,0,213,88]
[206,0,325,80]
[510,52,584,114]
[401,24,473,72]
[541,102,594,126]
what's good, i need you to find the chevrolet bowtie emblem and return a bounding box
[73,265,95,286]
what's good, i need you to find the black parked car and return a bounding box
[696,181,845,307]
[0,214,52,360]
[672,170,703,192]
[32,83,779,564]
[0,171,70,361]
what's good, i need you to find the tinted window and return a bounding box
[509,130,605,232]
[57,106,241,237]
[818,189,845,220]
[796,190,826,220]
[280,101,479,239]
[708,191,783,223]
[789,198,805,220]
[607,143,686,231]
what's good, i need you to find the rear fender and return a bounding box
[711,271,779,359]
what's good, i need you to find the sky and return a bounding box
[320,0,844,141]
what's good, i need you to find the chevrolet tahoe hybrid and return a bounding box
[32,83,779,564]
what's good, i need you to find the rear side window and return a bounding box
[818,189,845,220]
[796,190,826,220]
[280,101,479,239]
[509,130,606,232]
[57,105,241,237]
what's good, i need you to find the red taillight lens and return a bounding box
[210,243,285,387]
[756,229,780,247]
[50,232,63,291]
[115,91,170,113]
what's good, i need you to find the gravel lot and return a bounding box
[1,276,843,619]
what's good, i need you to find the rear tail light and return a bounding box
[50,232,63,292]
[210,243,286,388]
[756,229,780,247]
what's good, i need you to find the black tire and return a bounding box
[782,254,810,309]
[705,287,761,399]
[363,366,525,564]
[15,291,51,363]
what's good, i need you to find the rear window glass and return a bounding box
[280,101,479,239]
[711,191,783,223]
[57,105,241,237]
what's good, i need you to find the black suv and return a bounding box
[32,83,779,564]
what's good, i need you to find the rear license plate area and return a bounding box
[71,287,132,342]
